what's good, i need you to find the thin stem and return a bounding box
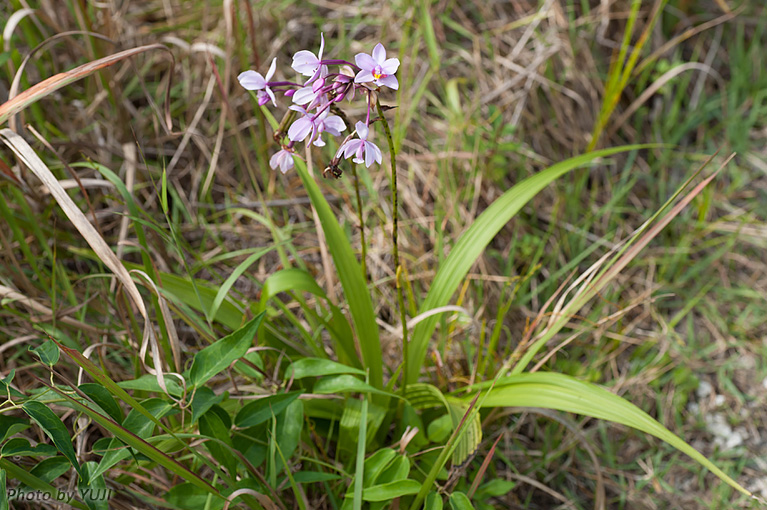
[350,162,367,279]
[375,99,409,390]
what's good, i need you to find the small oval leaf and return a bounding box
[363,479,421,501]
[22,401,82,478]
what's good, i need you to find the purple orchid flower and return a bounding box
[338,121,382,167]
[292,66,329,109]
[270,149,295,174]
[312,110,346,147]
[354,43,399,90]
[292,33,328,84]
[288,105,346,146]
[238,57,278,106]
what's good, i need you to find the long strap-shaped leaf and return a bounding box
[406,145,651,385]
[294,159,383,389]
[462,372,752,497]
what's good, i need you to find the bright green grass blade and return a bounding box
[406,145,652,385]
[463,372,751,497]
[294,158,382,389]
[209,247,273,323]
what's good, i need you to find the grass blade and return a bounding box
[406,145,653,385]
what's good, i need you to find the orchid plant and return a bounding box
[238,35,399,176]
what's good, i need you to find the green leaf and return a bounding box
[363,480,421,501]
[190,312,265,388]
[427,414,452,444]
[44,385,223,501]
[425,492,443,510]
[467,372,751,496]
[165,483,225,510]
[293,471,341,483]
[275,400,303,472]
[0,369,24,399]
[475,479,515,498]
[234,392,301,428]
[404,383,449,410]
[0,415,29,443]
[1,438,57,457]
[30,456,71,482]
[191,386,225,423]
[79,384,124,424]
[447,400,482,466]
[294,159,382,388]
[363,449,398,487]
[29,340,59,366]
[449,491,475,510]
[117,374,183,397]
[313,375,399,399]
[210,248,273,323]
[93,398,174,479]
[78,462,109,510]
[22,401,82,478]
[406,145,651,385]
[287,358,366,380]
[259,268,325,309]
[199,407,237,477]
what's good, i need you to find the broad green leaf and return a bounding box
[465,372,750,496]
[22,401,82,478]
[406,145,650,385]
[404,383,449,410]
[79,384,124,424]
[259,268,325,309]
[425,492,443,510]
[29,340,59,366]
[447,400,482,466]
[294,159,382,388]
[363,449,398,487]
[0,415,29,443]
[449,492,475,510]
[199,407,237,477]
[287,358,365,379]
[275,400,304,472]
[293,471,341,483]
[363,480,421,501]
[313,375,399,399]
[165,483,225,510]
[234,392,301,428]
[43,385,223,501]
[427,414,452,444]
[0,369,24,398]
[475,479,515,498]
[93,398,174,479]
[190,386,225,423]
[78,462,109,510]
[117,374,183,397]
[1,438,57,457]
[30,457,71,482]
[190,312,265,387]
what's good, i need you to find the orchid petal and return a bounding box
[265,87,277,107]
[292,87,315,105]
[292,50,319,76]
[372,43,386,64]
[354,53,377,71]
[355,121,369,140]
[288,118,312,142]
[381,58,400,74]
[323,116,346,135]
[265,57,277,81]
[354,70,375,84]
[378,74,399,90]
[238,70,266,90]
